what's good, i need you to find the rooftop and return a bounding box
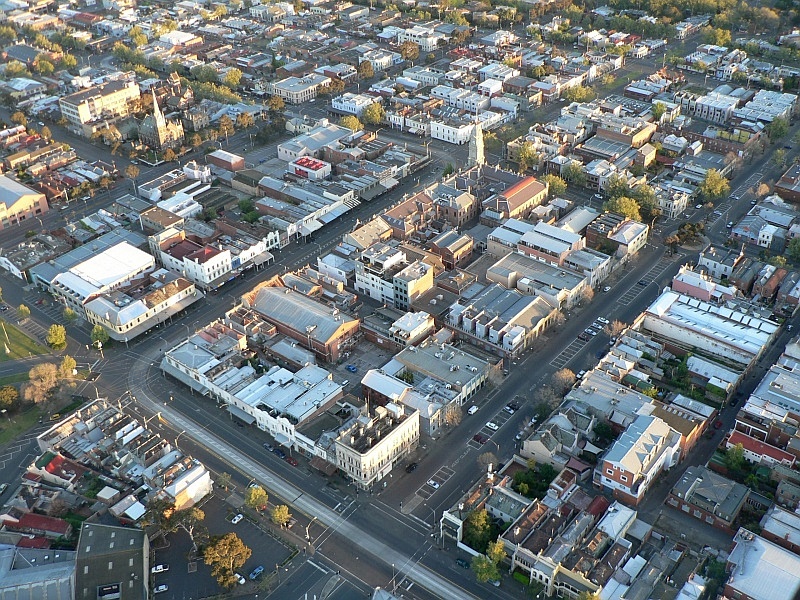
[727,528,800,600]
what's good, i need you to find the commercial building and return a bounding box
[638,289,779,368]
[0,175,48,230]
[245,284,360,362]
[595,414,681,505]
[725,528,800,600]
[0,546,75,598]
[152,229,233,291]
[332,92,383,116]
[75,524,149,600]
[334,403,419,490]
[518,221,585,266]
[58,79,141,136]
[268,74,331,104]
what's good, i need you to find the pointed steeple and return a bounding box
[468,122,484,167]
[152,88,165,127]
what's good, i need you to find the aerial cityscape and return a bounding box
[0,0,799,599]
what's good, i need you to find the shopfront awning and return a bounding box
[299,219,323,236]
[274,432,292,447]
[228,405,256,425]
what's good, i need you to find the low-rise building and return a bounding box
[725,528,800,600]
[269,74,331,104]
[334,403,419,490]
[58,79,141,136]
[667,465,749,531]
[0,175,48,230]
[75,524,149,600]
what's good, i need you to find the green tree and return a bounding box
[59,355,76,379]
[90,325,109,345]
[129,25,148,48]
[4,61,28,79]
[603,196,642,221]
[361,103,385,125]
[0,25,17,44]
[725,443,746,472]
[517,141,540,173]
[267,95,285,113]
[541,174,567,198]
[17,304,30,320]
[399,41,420,61]
[787,237,800,262]
[358,60,374,79]
[651,101,666,121]
[562,85,595,103]
[339,115,364,131]
[699,169,730,201]
[10,111,27,127]
[46,324,67,350]
[244,486,268,511]
[767,117,789,141]
[562,162,586,186]
[223,68,242,89]
[769,255,788,267]
[471,555,499,583]
[443,163,455,176]
[203,533,252,589]
[704,27,732,46]
[168,507,207,553]
[235,112,254,129]
[191,64,219,83]
[462,509,491,552]
[217,472,231,490]
[486,539,506,565]
[773,148,787,168]
[0,385,18,410]
[218,115,235,138]
[60,54,77,70]
[271,504,292,527]
[605,172,630,200]
[34,57,54,76]
[39,125,52,141]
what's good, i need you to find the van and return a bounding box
[468,406,479,415]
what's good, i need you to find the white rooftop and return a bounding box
[727,528,800,600]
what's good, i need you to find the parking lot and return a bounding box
[150,495,293,599]
[616,255,677,306]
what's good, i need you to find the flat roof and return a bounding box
[727,529,800,600]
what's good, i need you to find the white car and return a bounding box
[427,479,440,489]
[154,585,168,594]
[584,328,597,336]
[486,421,499,431]
[596,317,609,325]
[231,513,244,525]
[602,286,611,292]
[468,405,479,415]
[576,370,586,379]
[695,204,703,209]
[235,573,246,585]
[151,564,169,574]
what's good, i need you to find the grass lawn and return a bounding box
[0,319,48,362]
[0,372,29,386]
[0,405,42,447]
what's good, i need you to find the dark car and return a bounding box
[263,443,274,452]
[273,448,287,459]
[456,558,470,569]
[578,333,591,342]
[508,400,520,411]
[346,365,358,373]
[714,420,723,430]
[405,462,418,473]
[638,279,648,286]
[473,433,489,445]
[285,456,298,466]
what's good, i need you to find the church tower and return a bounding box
[468,122,485,167]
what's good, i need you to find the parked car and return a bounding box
[578,333,591,341]
[507,401,520,411]
[638,279,648,286]
[467,405,479,415]
[714,420,723,429]
[263,443,274,452]
[285,456,299,466]
[488,579,501,587]
[151,564,169,574]
[0,484,7,495]
[249,566,264,580]
[235,573,246,585]
[0,305,8,311]
[154,585,168,594]
[456,558,470,569]
[584,328,597,336]
[515,432,524,441]
[273,448,287,459]
[248,482,260,489]
[405,462,418,473]
[727,222,734,228]
[427,479,440,489]
[231,513,244,525]
[473,433,488,444]
[503,405,515,415]
[346,365,358,373]
[596,317,609,325]
[486,421,499,431]
[695,204,703,209]
[576,370,586,379]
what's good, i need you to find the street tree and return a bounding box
[189,133,202,149]
[129,25,148,47]
[59,355,76,379]
[60,54,77,70]
[534,385,559,408]
[23,363,58,404]
[222,68,242,89]
[169,507,207,553]
[603,196,641,221]
[217,472,231,490]
[541,174,567,198]
[477,452,498,471]
[40,125,52,140]
[235,112,254,129]
[602,320,627,338]
[124,164,140,181]
[358,61,374,79]
[604,172,630,200]
[218,115,235,138]
[267,95,285,113]
[486,539,506,566]
[10,111,26,126]
[46,324,67,350]
[551,369,576,395]
[339,115,364,131]
[562,85,595,102]
[244,486,268,511]
[443,403,463,427]
[699,169,730,201]
[90,325,109,345]
[767,117,789,141]
[17,305,30,320]
[361,103,385,125]
[788,238,800,263]
[271,504,292,527]
[756,182,771,198]
[581,286,595,304]
[773,148,787,168]
[162,148,177,162]
[562,162,586,186]
[399,41,420,61]
[0,385,18,410]
[471,554,499,583]
[203,533,252,589]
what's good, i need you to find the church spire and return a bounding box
[152,88,164,126]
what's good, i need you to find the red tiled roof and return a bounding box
[17,513,71,535]
[16,536,51,549]
[164,239,202,260]
[728,431,796,465]
[587,495,611,518]
[502,176,547,211]
[186,244,222,264]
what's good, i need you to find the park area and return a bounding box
[0,319,48,362]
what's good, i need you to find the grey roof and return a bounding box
[672,465,749,520]
[0,175,43,207]
[0,545,76,600]
[75,523,148,600]
[250,286,358,344]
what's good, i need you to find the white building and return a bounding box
[269,74,331,104]
[431,120,476,145]
[389,311,435,346]
[398,25,447,52]
[332,92,382,116]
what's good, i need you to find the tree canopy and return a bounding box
[361,103,385,125]
[203,533,252,588]
[541,174,567,198]
[698,169,730,202]
[46,325,67,350]
[603,196,641,221]
[339,115,364,131]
